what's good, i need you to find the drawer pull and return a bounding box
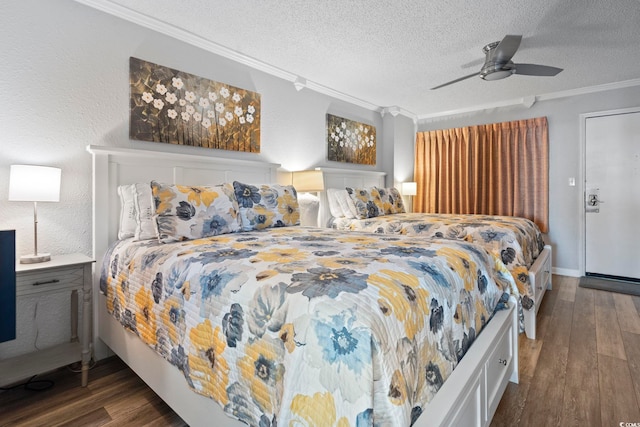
[32,279,60,286]
[498,358,507,366]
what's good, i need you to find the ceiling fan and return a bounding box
[431,35,563,90]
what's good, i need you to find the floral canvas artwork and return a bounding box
[129,57,260,152]
[326,114,376,165]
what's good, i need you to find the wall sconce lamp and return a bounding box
[8,165,61,264]
[292,170,325,227]
[401,181,417,213]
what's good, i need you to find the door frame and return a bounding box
[579,106,640,276]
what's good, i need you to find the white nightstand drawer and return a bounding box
[16,266,85,297]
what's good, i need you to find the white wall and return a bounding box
[0,0,393,357]
[417,84,640,275]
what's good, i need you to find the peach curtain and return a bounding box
[414,117,549,232]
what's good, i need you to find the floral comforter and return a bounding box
[330,213,545,311]
[101,227,514,426]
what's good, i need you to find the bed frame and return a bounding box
[88,145,518,427]
[319,167,552,340]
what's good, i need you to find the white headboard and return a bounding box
[317,167,386,227]
[87,145,282,268]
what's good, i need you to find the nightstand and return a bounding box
[0,254,94,387]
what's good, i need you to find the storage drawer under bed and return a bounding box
[484,320,514,420]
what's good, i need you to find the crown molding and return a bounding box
[381,106,401,117]
[536,77,640,102]
[74,0,385,114]
[75,0,639,125]
[380,106,418,123]
[417,78,640,122]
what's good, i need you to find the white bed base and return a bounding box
[89,145,518,427]
[320,167,552,340]
[524,245,552,339]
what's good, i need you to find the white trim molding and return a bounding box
[578,105,640,278]
[418,78,640,121]
[552,267,581,278]
[74,0,384,114]
[73,0,640,124]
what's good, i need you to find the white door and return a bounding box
[585,110,640,280]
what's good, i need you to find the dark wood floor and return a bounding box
[1,275,639,426]
[0,357,187,426]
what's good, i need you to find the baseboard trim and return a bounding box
[552,267,581,278]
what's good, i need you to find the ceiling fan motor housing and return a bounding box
[480,40,516,81]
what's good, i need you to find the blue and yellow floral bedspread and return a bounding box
[330,213,545,311]
[101,227,515,426]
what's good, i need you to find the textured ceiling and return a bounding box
[96,0,640,118]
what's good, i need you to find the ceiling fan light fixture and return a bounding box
[481,69,514,81]
[480,62,516,81]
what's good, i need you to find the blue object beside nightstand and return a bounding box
[0,230,16,344]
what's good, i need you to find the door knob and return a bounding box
[588,195,604,206]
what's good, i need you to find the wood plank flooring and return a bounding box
[1,275,639,426]
[0,357,187,426]
[492,275,640,426]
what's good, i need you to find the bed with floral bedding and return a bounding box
[326,186,552,339]
[101,226,514,426]
[89,145,520,427]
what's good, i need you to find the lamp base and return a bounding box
[20,253,51,264]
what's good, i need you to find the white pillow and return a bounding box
[326,188,346,218]
[133,183,158,240]
[298,193,320,227]
[335,189,357,219]
[117,184,137,239]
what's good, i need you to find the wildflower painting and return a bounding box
[129,57,260,152]
[326,114,376,165]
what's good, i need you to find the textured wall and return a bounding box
[0,0,394,357]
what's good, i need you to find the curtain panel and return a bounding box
[414,117,549,232]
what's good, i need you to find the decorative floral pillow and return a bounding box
[233,181,300,231]
[345,187,385,219]
[151,181,241,243]
[377,187,406,214]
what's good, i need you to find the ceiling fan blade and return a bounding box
[430,72,479,90]
[514,63,563,76]
[493,35,522,63]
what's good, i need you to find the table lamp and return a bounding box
[401,181,417,213]
[8,165,61,264]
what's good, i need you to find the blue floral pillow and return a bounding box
[377,187,406,214]
[233,181,300,231]
[151,181,241,243]
[345,187,384,219]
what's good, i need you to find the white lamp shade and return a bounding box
[9,165,61,202]
[401,182,417,196]
[292,170,325,192]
